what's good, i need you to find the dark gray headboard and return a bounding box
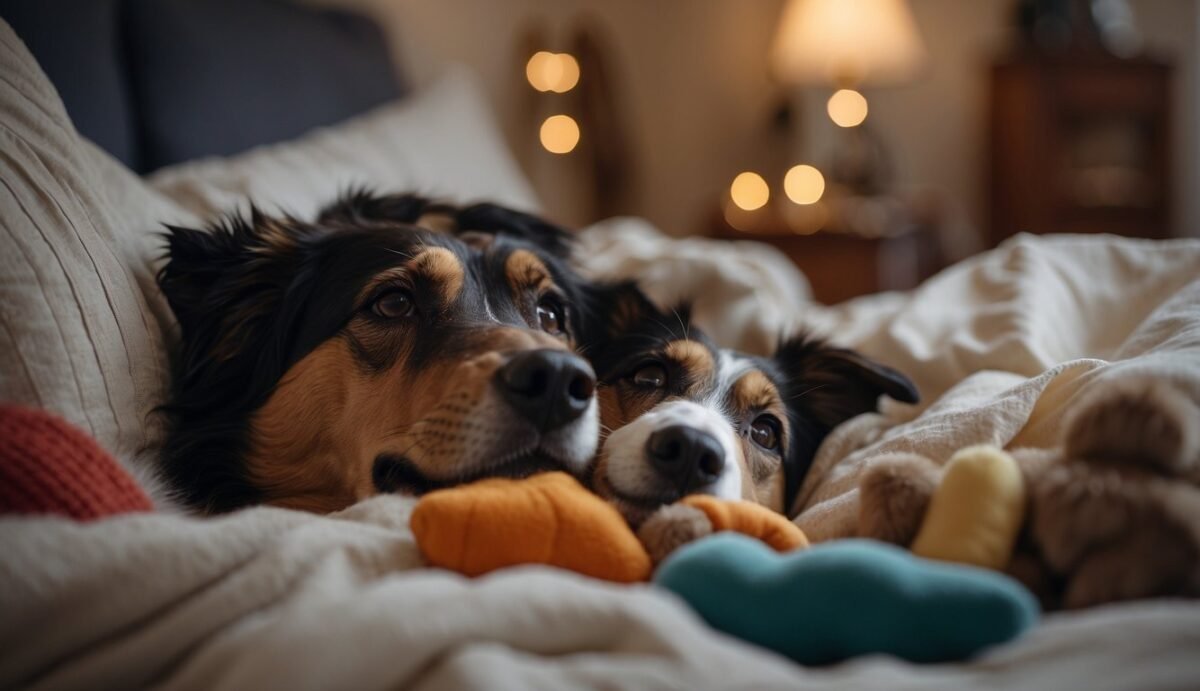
[1,0,403,174]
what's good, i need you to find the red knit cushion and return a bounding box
[0,405,153,520]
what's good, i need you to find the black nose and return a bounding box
[645,425,725,493]
[495,349,596,432]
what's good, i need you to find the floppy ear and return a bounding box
[578,281,663,343]
[158,209,322,376]
[158,224,246,338]
[773,334,919,430]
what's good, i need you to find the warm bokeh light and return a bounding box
[827,89,869,127]
[783,164,825,204]
[540,114,580,154]
[526,52,580,93]
[730,172,770,211]
[526,51,556,91]
[551,54,580,93]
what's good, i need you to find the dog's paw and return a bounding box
[637,503,714,566]
[858,453,940,545]
[1065,376,1200,479]
[1031,460,1200,608]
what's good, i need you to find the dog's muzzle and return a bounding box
[645,424,725,494]
[495,349,596,432]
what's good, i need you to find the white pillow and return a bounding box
[0,20,193,495]
[148,68,540,222]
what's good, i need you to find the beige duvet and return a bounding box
[3,231,1200,690]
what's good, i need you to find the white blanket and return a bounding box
[3,230,1200,690]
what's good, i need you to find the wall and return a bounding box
[321,0,1198,244]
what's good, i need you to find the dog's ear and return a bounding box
[453,202,574,259]
[773,334,918,430]
[578,281,662,345]
[158,209,322,373]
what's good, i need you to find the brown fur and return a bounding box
[664,340,716,395]
[857,452,941,546]
[243,243,569,512]
[637,503,713,565]
[504,249,554,299]
[248,323,567,512]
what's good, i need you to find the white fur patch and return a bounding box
[602,399,742,501]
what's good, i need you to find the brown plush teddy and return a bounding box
[858,374,1200,610]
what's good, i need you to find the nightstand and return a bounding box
[710,195,943,304]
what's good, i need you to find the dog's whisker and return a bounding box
[790,384,829,401]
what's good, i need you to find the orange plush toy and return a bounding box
[410,472,808,582]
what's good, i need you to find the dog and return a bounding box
[157,191,600,513]
[581,283,919,528]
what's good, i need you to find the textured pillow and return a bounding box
[0,20,193,499]
[149,69,540,223]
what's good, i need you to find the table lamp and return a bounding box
[771,0,925,194]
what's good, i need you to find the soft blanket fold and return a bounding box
[3,497,1200,690]
[784,234,1200,540]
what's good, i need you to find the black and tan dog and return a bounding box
[158,192,600,513]
[582,284,919,528]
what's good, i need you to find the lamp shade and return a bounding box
[771,0,926,86]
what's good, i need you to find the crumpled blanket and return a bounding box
[4,495,1200,690]
[4,229,1200,689]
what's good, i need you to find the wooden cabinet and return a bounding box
[711,208,941,305]
[988,54,1173,245]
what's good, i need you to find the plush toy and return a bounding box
[411,472,652,582]
[910,445,1027,570]
[0,405,154,520]
[412,471,1039,664]
[635,494,809,565]
[859,374,1200,609]
[654,534,1039,665]
[410,471,807,583]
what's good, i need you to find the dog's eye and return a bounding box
[630,363,667,389]
[749,415,780,451]
[537,297,565,336]
[371,289,415,319]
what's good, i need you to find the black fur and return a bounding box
[581,282,919,511]
[157,192,585,512]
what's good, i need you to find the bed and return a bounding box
[1,8,1199,691]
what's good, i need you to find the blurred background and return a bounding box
[5,0,1196,303]
[329,0,1198,299]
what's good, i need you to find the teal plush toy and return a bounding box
[654,534,1039,665]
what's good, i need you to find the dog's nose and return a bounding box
[496,349,596,431]
[645,425,725,492]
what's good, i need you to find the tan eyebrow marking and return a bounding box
[732,369,782,412]
[665,340,716,391]
[504,249,555,299]
[416,211,456,233]
[357,247,464,308]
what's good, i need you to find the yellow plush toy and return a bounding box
[410,472,809,582]
[909,446,1027,570]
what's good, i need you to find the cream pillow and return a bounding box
[0,20,194,491]
[149,68,540,222]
